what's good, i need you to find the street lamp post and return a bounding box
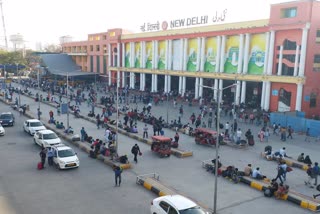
[16,63,21,106]
[66,72,70,129]
[38,67,41,111]
[199,83,238,214]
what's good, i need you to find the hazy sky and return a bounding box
[2,0,290,49]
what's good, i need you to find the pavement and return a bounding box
[3,82,320,213]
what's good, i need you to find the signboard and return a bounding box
[140,9,227,32]
[61,103,68,114]
[248,34,266,75]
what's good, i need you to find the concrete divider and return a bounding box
[261,153,308,171]
[201,159,320,212]
[0,97,131,170]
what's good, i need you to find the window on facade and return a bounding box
[310,93,317,108]
[89,36,93,41]
[313,54,320,72]
[103,35,107,40]
[316,30,320,43]
[95,36,100,41]
[96,45,100,52]
[281,7,297,18]
[103,45,107,53]
[90,45,93,52]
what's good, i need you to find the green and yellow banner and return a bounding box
[224,35,239,73]
[248,33,266,75]
[145,41,153,69]
[158,40,166,70]
[125,43,131,68]
[204,37,217,72]
[187,38,198,71]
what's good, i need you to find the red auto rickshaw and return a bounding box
[151,136,171,158]
[194,128,217,146]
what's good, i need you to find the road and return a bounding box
[1,84,320,213]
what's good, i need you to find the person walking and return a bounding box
[113,165,123,187]
[264,128,270,142]
[131,144,141,163]
[39,147,47,168]
[96,114,101,129]
[49,110,54,120]
[313,162,319,186]
[305,128,311,142]
[47,147,54,166]
[207,116,212,128]
[143,124,148,139]
[80,127,86,142]
[37,108,42,120]
[287,126,293,139]
[274,163,285,184]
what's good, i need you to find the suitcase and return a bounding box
[37,162,43,170]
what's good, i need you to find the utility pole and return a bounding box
[0,0,8,50]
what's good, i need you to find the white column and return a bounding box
[293,45,300,76]
[122,43,126,87]
[182,77,186,96]
[200,37,206,71]
[214,79,218,101]
[264,81,271,111]
[295,83,303,111]
[267,31,275,75]
[195,77,199,99]
[164,75,168,93]
[141,41,145,68]
[260,81,266,108]
[199,78,203,98]
[168,40,172,70]
[298,26,309,77]
[215,36,221,73]
[235,81,241,105]
[277,45,283,75]
[140,74,143,91]
[117,43,121,87]
[154,40,158,69]
[183,38,188,70]
[179,39,184,70]
[240,81,246,103]
[143,74,146,91]
[168,75,171,92]
[219,79,223,102]
[108,44,112,86]
[243,33,250,74]
[263,32,270,74]
[155,74,158,92]
[237,34,244,74]
[151,74,155,92]
[179,76,182,95]
[219,35,226,73]
[112,47,116,67]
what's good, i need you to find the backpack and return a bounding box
[264,188,272,197]
[307,168,313,176]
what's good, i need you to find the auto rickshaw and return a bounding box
[194,128,217,146]
[151,136,171,158]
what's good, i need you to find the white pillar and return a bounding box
[183,38,188,70]
[195,77,199,99]
[154,41,158,69]
[267,31,275,75]
[298,25,309,77]
[179,39,184,70]
[168,75,171,92]
[237,34,244,74]
[108,44,112,86]
[219,79,223,102]
[277,45,283,75]
[122,43,126,87]
[200,37,206,71]
[199,78,203,98]
[182,76,186,96]
[260,81,266,109]
[140,74,143,91]
[295,83,303,111]
[240,81,246,103]
[179,76,182,95]
[293,45,300,76]
[164,75,168,93]
[263,32,270,74]
[168,40,172,70]
[235,81,241,105]
[214,79,218,101]
[154,74,158,92]
[151,74,155,92]
[215,36,221,73]
[196,37,201,71]
[264,81,271,111]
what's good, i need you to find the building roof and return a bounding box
[39,53,96,77]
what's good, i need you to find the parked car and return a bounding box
[51,144,80,169]
[33,130,61,147]
[0,124,5,136]
[151,195,209,214]
[23,119,46,135]
[0,112,15,126]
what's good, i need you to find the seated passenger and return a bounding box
[297,153,305,162]
[304,155,312,165]
[268,179,279,195]
[252,167,266,180]
[244,164,253,176]
[119,155,129,164]
[131,126,138,133]
[275,183,289,199]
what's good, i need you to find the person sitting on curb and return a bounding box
[64,126,74,134]
[304,155,312,165]
[252,167,266,180]
[297,153,305,162]
[275,183,289,199]
[244,164,253,176]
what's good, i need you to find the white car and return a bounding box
[51,144,80,169]
[23,119,46,135]
[0,124,5,136]
[151,195,209,214]
[33,130,61,148]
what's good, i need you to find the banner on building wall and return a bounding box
[248,33,266,75]
[145,41,153,69]
[172,40,182,70]
[204,37,217,72]
[224,35,239,73]
[135,42,141,68]
[125,43,131,68]
[187,38,198,72]
[158,40,166,70]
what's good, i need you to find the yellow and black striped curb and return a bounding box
[261,153,308,171]
[0,97,131,170]
[136,177,168,197]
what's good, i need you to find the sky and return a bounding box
[1,0,291,50]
